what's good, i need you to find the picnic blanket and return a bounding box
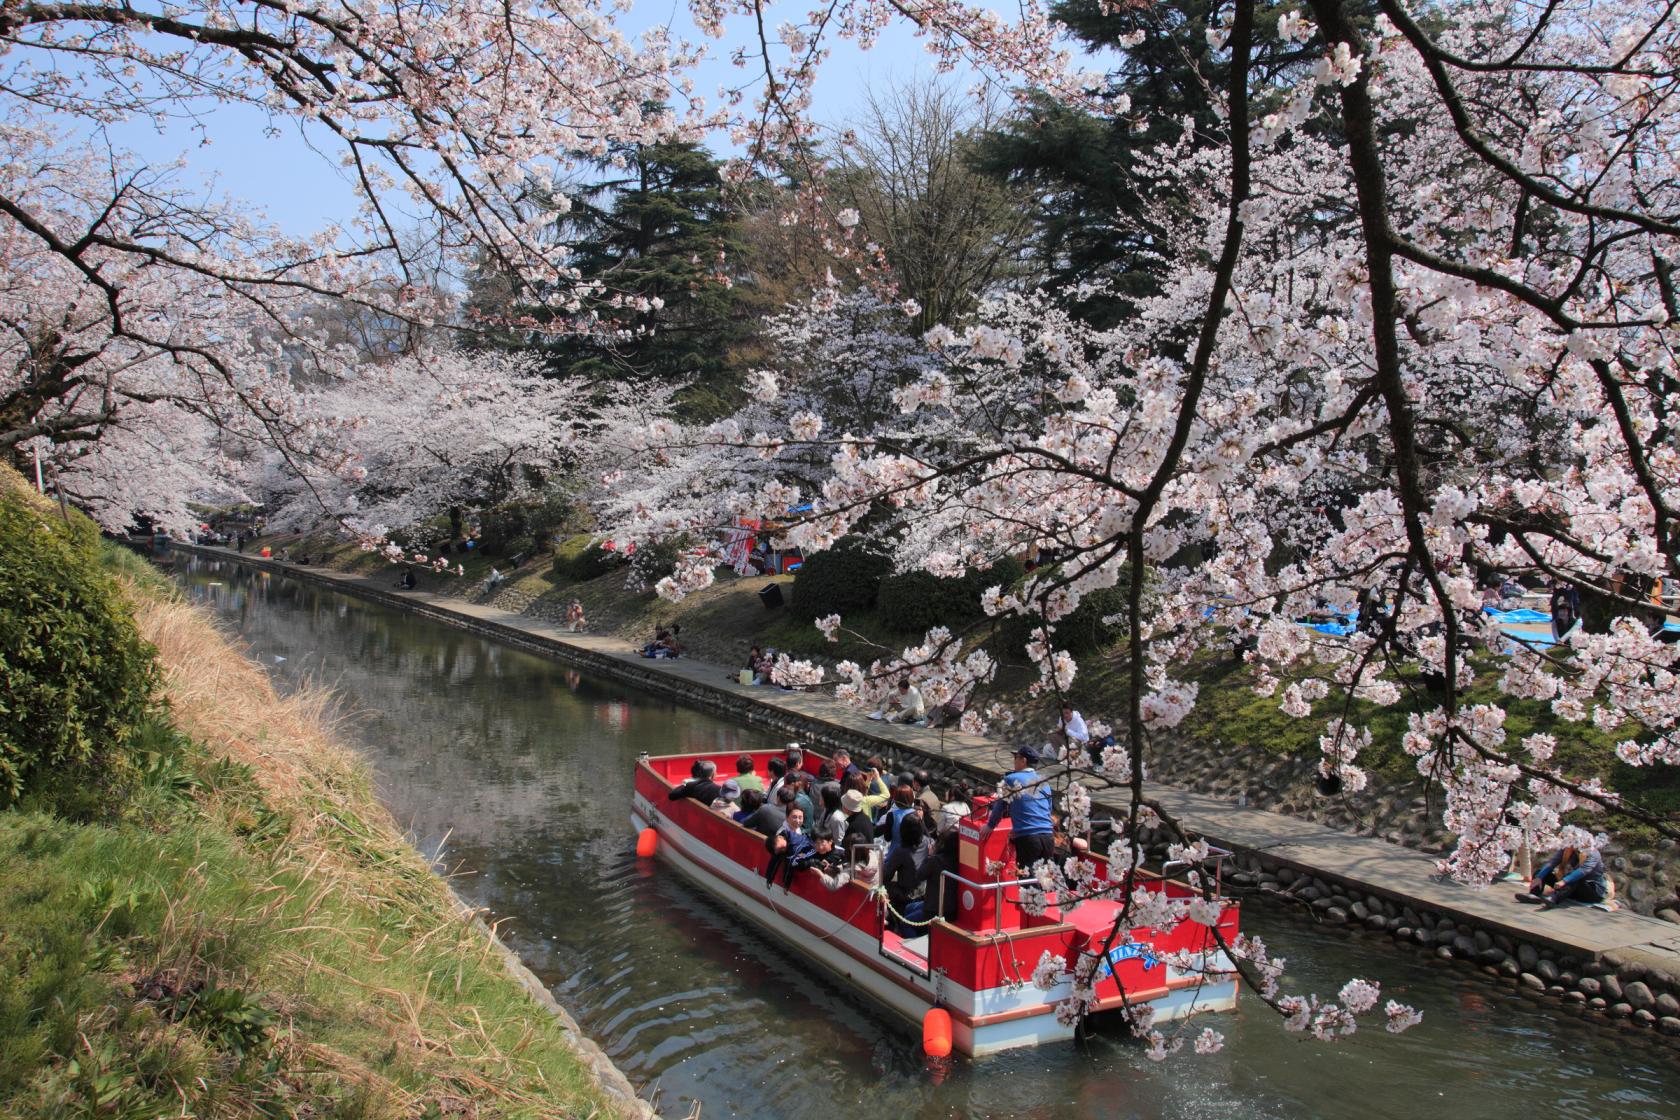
[1483,607,1553,623]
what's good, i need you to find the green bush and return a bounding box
[1058,586,1130,653]
[0,487,157,808]
[876,556,1026,635]
[789,537,894,622]
[550,535,627,581]
[987,578,1128,659]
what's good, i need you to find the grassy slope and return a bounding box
[0,549,638,1119]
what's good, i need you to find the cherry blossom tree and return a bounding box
[607,0,1680,1050]
[0,0,701,527]
[255,345,667,548]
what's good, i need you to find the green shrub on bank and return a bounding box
[0,488,156,809]
[551,534,628,581]
[876,556,1027,635]
[790,537,894,622]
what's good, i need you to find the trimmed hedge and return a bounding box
[876,556,1027,636]
[0,485,157,807]
[550,535,627,581]
[790,538,894,622]
[988,582,1129,658]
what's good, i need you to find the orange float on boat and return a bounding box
[635,827,658,858]
[922,1007,953,1057]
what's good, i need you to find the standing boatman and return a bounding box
[980,746,1055,869]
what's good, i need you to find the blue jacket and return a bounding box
[882,805,917,851]
[772,824,816,864]
[986,768,1052,837]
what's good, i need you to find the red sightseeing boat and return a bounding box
[631,748,1240,1056]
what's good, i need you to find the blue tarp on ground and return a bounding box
[1484,607,1553,623]
[1301,620,1357,636]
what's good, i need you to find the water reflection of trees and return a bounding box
[182,561,756,856]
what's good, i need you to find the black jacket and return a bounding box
[669,778,722,804]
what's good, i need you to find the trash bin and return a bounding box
[758,582,784,609]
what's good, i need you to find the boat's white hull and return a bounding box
[631,796,1236,1056]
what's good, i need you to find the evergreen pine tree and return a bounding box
[540,136,751,415]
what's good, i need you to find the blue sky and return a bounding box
[102,4,1005,238]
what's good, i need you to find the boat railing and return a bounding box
[1162,844,1234,897]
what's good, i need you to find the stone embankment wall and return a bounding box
[185,549,1680,1046]
[1150,730,1680,925]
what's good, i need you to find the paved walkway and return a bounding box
[188,545,1680,971]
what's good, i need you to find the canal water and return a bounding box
[169,556,1678,1119]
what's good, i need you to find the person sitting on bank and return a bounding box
[640,627,673,658]
[739,645,763,684]
[1055,703,1090,761]
[979,746,1055,869]
[398,568,417,590]
[734,754,764,793]
[565,599,586,632]
[668,759,722,804]
[872,678,927,724]
[765,807,817,889]
[1516,844,1609,909]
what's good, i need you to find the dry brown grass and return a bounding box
[103,585,647,1119]
[131,592,371,823]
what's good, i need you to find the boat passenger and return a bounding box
[807,836,853,891]
[789,772,819,837]
[710,779,742,813]
[980,746,1055,870]
[881,784,919,853]
[784,743,807,776]
[839,789,876,852]
[742,787,791,835]
[859,763,892,816]
[819,785,847,843]
[882,815,933,932]
[937,783,973,837]
[765,757,789,801]
[903,829,961,927]
[765,807,816,889]
[913,770,942,816]
[734,788,766,825]
[831,748,862,782]
[734,754,764,793]
[668,759,722,805]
